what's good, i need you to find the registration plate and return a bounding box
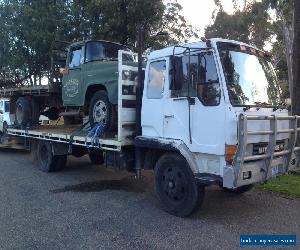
[271,165,280,176]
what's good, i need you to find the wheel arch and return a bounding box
[85,84,108,108]
[134,136,199,173]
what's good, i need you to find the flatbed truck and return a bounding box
[4,38,300,217]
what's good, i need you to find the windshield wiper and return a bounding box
[254,101,270,106]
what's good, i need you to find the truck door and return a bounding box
[142,60,167,137]
[62,44,85,106]
[164,51,225,155]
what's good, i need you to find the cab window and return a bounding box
[68,46,83,68]
[4,101,9,112]
[170,52,221,106]
[147,60,166,99]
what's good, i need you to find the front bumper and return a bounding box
[223,156,287,188]
[223,114,300,189]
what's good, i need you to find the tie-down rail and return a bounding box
[233,114,300,186]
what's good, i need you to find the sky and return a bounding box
[176,0,243,36]
[176,0,273,50]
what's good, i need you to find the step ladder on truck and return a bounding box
[6,38,300,217]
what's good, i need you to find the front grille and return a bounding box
[252,141,285,155]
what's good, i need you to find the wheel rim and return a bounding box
[161,166,187,202]
[93,100,107,124]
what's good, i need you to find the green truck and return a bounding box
[61,40,134,131]
[3,40,134,133]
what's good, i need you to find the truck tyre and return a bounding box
[222,184,253,194]
[0,122,7,143]
[2,121,8,135]
[89,90,115,132]
[30,98,40,126]
[36,140,67,172]
[15,97,32,127]
[89,149,104,165]
[154,153,205,217]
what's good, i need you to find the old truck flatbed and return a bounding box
[6,50,138,152]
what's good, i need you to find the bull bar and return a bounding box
[231,114,300,187]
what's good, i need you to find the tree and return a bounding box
[206,1,273,48]
[292,0,300,114]
[264,0,293,96]
[0,0,196,88]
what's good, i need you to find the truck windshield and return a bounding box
[219,48,282,107]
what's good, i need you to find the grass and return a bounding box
[259,173,300,197]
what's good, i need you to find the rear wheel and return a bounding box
[0,121,8,143]
[154,153,205,217]
[36,140,67,172]
[2,121,8,135]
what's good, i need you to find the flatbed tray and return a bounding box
[7,125,133,152]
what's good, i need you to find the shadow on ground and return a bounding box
[50,174,154,194]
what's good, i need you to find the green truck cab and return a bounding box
[62,40,133,130]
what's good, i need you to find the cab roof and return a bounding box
[69,40,131,50]
[148,38,260,60]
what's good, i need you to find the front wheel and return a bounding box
[154,153,205,217]
[89,90,116,132]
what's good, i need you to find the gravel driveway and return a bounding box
[0,148,299,250]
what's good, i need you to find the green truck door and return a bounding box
[62,45,85,106]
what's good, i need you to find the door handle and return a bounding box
[164,115,174,118]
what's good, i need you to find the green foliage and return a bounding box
[259,173,300,197]
[205,1,272,49]
[0,0,195,87]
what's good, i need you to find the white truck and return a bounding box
[5,38,300,217]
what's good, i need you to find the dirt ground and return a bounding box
[0,148,299,250]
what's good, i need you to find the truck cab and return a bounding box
[137,38,298,216]
[62,40,134,130]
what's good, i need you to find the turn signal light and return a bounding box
[225,144,237,163]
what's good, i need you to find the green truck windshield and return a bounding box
[219,49,282,107]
